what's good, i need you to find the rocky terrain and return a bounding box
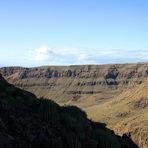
[0,63,148,103]
[0,74,138,148]
[0,63,148,148]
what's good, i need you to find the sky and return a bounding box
[0,0,148,67]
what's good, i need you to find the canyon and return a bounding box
[0,63,148,148]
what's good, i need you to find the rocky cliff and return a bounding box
[0,63,148,103]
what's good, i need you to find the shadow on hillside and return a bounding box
[91,121,139,148]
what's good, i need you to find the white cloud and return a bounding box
[34,46,49,61]
[28,46,148,65]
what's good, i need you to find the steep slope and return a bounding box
[86,82,148,148]
[0,74,137,148]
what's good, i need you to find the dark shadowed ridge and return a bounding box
[0,73,138,148]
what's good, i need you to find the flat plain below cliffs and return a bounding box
[0,63,148,148]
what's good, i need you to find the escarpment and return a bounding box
[0,63,148,103]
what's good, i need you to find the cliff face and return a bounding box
[0,63,148,103]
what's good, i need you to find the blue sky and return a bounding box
[0,0,148,66]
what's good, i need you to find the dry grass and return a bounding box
[83,83,148,148]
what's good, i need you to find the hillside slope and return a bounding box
[86,82,148,148]
[0,74,138,148]
[0,63,148,148]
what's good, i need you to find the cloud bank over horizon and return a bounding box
[1,46,148,67]
[25,45,148,66]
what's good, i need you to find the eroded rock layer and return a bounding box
[0,63,148,103]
